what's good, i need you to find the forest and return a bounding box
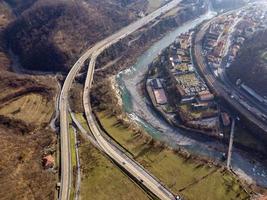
[227,30,267,96]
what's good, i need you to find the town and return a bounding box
[146,31,229,138]
[203,4,267,120]
[146,3,267,139]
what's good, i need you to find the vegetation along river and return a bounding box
[116,10,267,187]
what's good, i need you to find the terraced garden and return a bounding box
[0,93,53,125]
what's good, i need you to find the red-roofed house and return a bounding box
[259,196,267,200]
[198,91,215,102]
[153,89,167,105]
[43,155,55,169]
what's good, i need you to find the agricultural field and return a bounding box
[0,72,57,200]
[0,93,54,125]
[97,111,250,200]
[79,137,150,200]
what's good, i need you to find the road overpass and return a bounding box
[59,1,182,199]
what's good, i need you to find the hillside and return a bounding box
[226,30,267,97]
[0,71,57,200]
[4,0,146,72]
[0,1,148,199]
[0,2,57,199]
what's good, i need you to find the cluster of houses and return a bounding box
[204,13,237,69]
[146,31,229,137]
[168,32,216,111]
[204,5,267,71]
[146,4,267,138]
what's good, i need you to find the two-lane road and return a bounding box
[59,1,181,199]
[82,1,185,199]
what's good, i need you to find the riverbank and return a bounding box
[145,76,221,139]
[95,110,251,200]
[91,75,254,199]
[116,8,267,190]
[143,29,223,139]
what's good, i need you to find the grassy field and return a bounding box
[96,111,250,200]
[0,93,54,125]
[69,124,77,200]
[74,113,90,132]
[79,138,150,200]
[69,125,77,168]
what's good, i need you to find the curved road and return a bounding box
[193,12,267,133]
[59,1,181,200]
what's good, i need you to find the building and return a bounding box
[221,112,231,126]
[43,155,55,169]
[181,96,195,104]
[191,103,209,111]
[258,195,267,200]
[198,91,215,102]
[151,78,163,89]
[153,89,168,105]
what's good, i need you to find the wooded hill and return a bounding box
[227,30,267,97]
[4,0,146,72]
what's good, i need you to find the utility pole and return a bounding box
[227,118,235,170]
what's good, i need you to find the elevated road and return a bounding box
[59,1,181,199]
[84,55,176,200]
[83,1,184,199]
[193,14,267,133]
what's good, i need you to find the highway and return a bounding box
[59,1,181,200]
[193,12,267,133]
[84,54,176,200]
[82,1,184,199]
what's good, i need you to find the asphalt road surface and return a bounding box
[193,12,267,133]
[59,1,181,200]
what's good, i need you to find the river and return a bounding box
[116,11,267,187]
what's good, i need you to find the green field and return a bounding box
[69,125,77,168]
[79,138,149,200]
[97,111,250,200]
[74,113,90,132]
[69,121,78,200]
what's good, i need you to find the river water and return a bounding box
[116,11,267,187]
